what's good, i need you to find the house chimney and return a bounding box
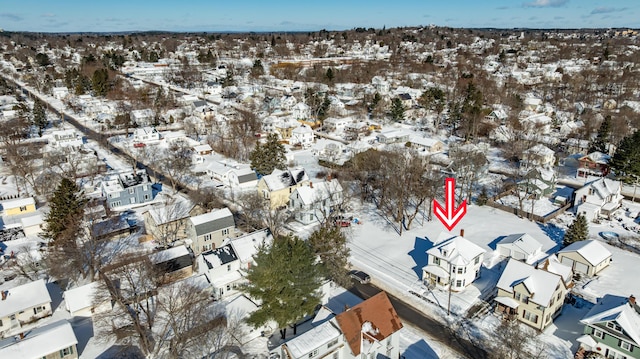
[1,290,7,300]
[309,182,313,188]
[459,229,465,237]
[630,295,636,306]
[19,333,24,340]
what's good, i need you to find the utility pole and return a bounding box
[447,262,453,316]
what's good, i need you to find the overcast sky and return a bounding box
[1,0,638,33]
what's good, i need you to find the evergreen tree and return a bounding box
[390,97,405,122]
[244,236,323,339]
[325,68,334,83]
[563,213,588,247]
[35,53,51,67]
[92,68,110,97]
[32,100,47,136]
[589,115,611,153]
[222,68,235,87]
[250,133,287,176]
[42,177,87,245]
[308,226,351,287]
[250,59,265,79]
[610,130,640,183]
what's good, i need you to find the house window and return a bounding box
[33,306,45,314]
[204,234,212,241]
[457,267,463,274]
[19,206,27,212]
[456,280,462,287]
[144,194,150,200]
[515,292,522,301]
[308,349,319,358]
[474,256,480,264]
[522,295,529,304]
[143,185,148,191]
[227,264,231,271]
[110,201,121,208]
[222,228,229,236]
[129,188,135,195]
[593,329,604,339]
[129,197,136,204]
[327,339,338,348]
[60,346,74,357]
[607,322,622,332]
[309,214,314,221]
[433,257,440,265]
[621,341,631,351]
[523,311,538,323]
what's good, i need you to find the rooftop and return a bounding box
[0,279,51,319]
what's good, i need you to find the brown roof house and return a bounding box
[269,291,404,359]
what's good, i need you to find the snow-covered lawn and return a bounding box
[496,194,562,216]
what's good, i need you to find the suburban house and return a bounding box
[408,136,445,154]
[494,258,568,331]
[198,229,271,300]
[206,161,258,189]
[521,144,555,170]
[566,138,590,154]
[292,102,310,120]
[557,240,612,277]
[289,179,343,225]
[0,197,36,216]
[577,294,640,359]
[150,245,193,284]
[192,144,213,164]
[186,207,236,255]
[48,129,83,149]
[142,198,197,245]
[0,319,78,359]
[376,129,410,145]
[0,279,52,338]
[131,109,155,127]
[132,126,160,144]
[577,151,611,178]
[574,178,623,221]
[257,168,310,209]
[269,291,403,359]
[323,117,351,132]
[519,167,557,198]
[51,86,70,100]
[289,124,314,148]
[496,233,545,265]
[422,233,486,291]
[100,169,154,209]
[64,282,110,317]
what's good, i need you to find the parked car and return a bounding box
[349,270,371,284]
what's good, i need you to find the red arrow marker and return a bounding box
[433,177,467,231]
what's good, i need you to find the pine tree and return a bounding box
[32,100,47,136]
[609,130,640,183]
[42,177,87,245]
[308,226,351,287]
[390,97,405,122]
[91,68,110,97]
[563,213,588,247]
[244,236,324,339]
[325,68,334,83]
[250,133,287,176]
[589,115,611,153]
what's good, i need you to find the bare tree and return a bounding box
[157,139,193,191]
[490,320,548,359]
[3,141,45,196]
[146,195,192,248]
[95,255,233,358]
[236,191,288,238]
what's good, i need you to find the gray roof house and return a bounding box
[186,208,235,255]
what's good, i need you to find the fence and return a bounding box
[486,192,572,224]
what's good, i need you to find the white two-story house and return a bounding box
[289,179,343,225]
[574,178,623,221]
[422,233,486,291]
[0,279,52,338]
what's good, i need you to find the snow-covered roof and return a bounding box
[146,198,193,225]
[497,233,543,259]
[150,245,190,265]
[581,151,610,164]
[583,178,621,201]
[0,279,51,318]
[0,320,77,358]
[229,229,271,264]
[292,179,342,206]
[193,144,213,153]
[64,281,100,314]
[558,240,612,266]
[0,197,35,210]
[225,294,259,321]
[537,254,572,283]
[525,144,554,156]
[19,214,43,228]
[496,258,563,307]
[202,244,238,269]
[189,208,234,235]
[261,168,309,191]
[580,294,640,345]
[427,234,486,266]
[285,319,342,358]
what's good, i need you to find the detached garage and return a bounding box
[557,240,612,277]
[496,233,544,264]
